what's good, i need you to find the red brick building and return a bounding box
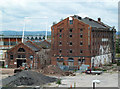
[5,41,51,69]
[0,36,22,67]
[51,15,116,69]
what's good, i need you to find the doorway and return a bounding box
[17,59,26,68]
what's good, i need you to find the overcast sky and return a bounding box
[0,0,119,31]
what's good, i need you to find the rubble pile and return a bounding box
[102,64,118,72]
[43,65,64,75]
[2,70,56,87]
[64,71,76,76]
[42,65,76,76]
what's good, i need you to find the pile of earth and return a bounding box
[2,70,56,87]
[42,65,65,76]
[42,65,76,76]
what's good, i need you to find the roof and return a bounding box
[24,41,41,52]
[73,15,111,29]
[33,40,51,49]
[0,35,22,38]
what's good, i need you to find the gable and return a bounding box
[8,43,35,54]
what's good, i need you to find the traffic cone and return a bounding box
[70,84,72,88]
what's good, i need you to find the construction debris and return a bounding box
[42,65,75,76]
[2,70,56,87]
[42,65,64,76]
[64,71,76,76]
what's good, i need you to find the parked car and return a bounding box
[85,69,102,75]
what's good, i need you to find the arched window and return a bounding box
[68,58,74,66]
[18,48,25,52]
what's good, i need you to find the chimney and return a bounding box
[98,18,101,22]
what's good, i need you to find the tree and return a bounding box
[116,38,120,53]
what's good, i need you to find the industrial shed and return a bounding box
[5,41,51,69]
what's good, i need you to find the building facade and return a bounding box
[5,41,51,69]
[0,35,22,67]
[0,35,48,67]
[51,15,116,69]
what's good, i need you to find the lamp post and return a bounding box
[92,80,100,89]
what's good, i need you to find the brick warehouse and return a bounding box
[5,41,51,69]
[51,15,116,69]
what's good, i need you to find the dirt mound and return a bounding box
[42,65,64,75]
[2,70,56,87]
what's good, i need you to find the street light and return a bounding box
[92,79,101,89]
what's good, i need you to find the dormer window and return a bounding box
[69,20,73,24]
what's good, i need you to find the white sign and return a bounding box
[102,38,108,41]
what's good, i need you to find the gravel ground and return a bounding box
[44,72,118,87]
[2,70,57,87]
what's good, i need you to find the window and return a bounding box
[70,49,72,53]
[69,20,73,24]
[18,48,25,52]
[80,34,83,38]
[69,42,72,46]
[80,28,83,32]
[11,42,16,45]
[70,34,72,37]
[68,58,74,66]
[4,42,9,45]
[30,55,33,60]
[80,41,83,46]
[78,59,85,65]
[80,50,83,54]
[78,59,82,65]
[10,55,13,60]
[59,34,62,38]
[22,55,26,58]
[69,29,72,32]
[82,59,85,64]
[60,29,62,32]
[17,55,26,58]
[59,49,62,53]
[59,41,62,45]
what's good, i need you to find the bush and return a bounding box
[102,69,107,71]
[56,79,61,85]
